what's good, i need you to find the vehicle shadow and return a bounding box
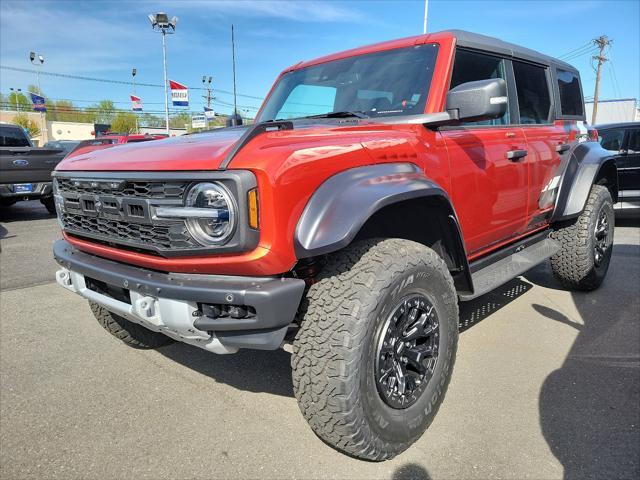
[156,278,536,400]
[157,342,295,398]
[528,244,640,480]
[0,200,54,224]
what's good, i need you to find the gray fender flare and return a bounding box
[294,163,472,293]
[552,142,618,222]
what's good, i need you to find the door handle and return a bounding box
[506,149,528,161]
[556,143,571,153]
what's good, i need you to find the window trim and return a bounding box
[441,47,557,130]
[552,66,586,121]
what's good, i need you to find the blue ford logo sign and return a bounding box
[13,159,29,166]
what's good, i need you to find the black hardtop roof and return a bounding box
[446,29,577,72]
[593,121,640,130]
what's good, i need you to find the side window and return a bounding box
[627,129,640,153]
[450,49,510,126]
[599,129,625,152]
[556,69,583,117]
[276,84,336,119]
[513,61,552,124]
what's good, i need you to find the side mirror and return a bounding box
[445,78,508,123]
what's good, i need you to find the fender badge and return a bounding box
[13,159,29,166]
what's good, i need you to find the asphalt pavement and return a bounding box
[1,200,639,479]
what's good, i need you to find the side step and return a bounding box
[459,235,560,301]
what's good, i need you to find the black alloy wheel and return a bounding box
[375,294,439,409]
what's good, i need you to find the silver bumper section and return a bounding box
[53,240,306,353]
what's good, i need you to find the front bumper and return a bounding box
[0,182,52,200]
[53,240,306,353]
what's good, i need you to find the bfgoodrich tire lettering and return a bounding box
[89,301,174,349]
[291,238,459,461]
[550,184,614,291]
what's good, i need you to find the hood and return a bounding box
[56,127,248,171]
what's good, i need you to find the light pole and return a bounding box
[9,87,22,111]
[148,12,177,135]
[132,67,139,133]
[29,51,45,143]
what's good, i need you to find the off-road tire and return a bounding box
[291,238,459,461]
[89,301,174,349]
[41,196,56,215]
[550,184,614,291]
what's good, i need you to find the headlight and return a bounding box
[155,182,237,246]
[184,182,237,245]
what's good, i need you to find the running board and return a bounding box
[459,236,560,301]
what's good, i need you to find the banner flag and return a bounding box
[170,80,189,107]
[204,106,215,119]
[131,95,142,111]
[30,92,46,112]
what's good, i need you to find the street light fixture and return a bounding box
[148,12,178,135]
[9,87,22,111]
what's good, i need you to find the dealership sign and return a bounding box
[30,92,46,112]
[191,114,207,129]
[204,106,216,119]
[170,80,189,107]
[130,95,142,111]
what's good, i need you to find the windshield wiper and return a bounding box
[301,110,369,120]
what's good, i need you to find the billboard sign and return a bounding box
[170,80,189,107]
[191,114,207,129]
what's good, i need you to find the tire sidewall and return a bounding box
[360,260,458,443]
[586,188,615,283]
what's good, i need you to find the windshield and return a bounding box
[257,44,439,122]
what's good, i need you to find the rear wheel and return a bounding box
[89,301,174,349]
[291,238,458,461]
[550,184,614,290]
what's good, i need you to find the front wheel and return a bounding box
[550,184,614,290]
[291,238,459,461]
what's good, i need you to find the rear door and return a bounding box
[512,61,569,226]
[440,49,529,255]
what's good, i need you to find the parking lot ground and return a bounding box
[1,201,639,480]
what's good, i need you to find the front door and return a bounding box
[440,49,529,255]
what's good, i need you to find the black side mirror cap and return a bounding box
[445,78,508,123]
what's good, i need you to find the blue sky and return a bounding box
[1,0,638,118]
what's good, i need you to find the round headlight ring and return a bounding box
[185,182,237,246]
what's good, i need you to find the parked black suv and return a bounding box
[596,122,640,216]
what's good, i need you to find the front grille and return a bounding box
[61,212,198,250]
[56,178,188,199]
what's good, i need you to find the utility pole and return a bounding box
[591,35,611,125]
[202,75,213,108]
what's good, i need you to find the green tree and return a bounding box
[6,92,31,112]
[169,112,192,130]
[88,100,116,124]
[140,113,164,128]
[13,113,40,138]
[110,112,137,133]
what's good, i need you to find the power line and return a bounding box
[557,41,593,58]
[0,65,265,101]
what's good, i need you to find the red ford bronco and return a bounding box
[53,30,616,460]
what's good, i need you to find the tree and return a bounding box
[110,112,137,133]
[170,112,192,131]
[88,100,116,124]
[6,92,31,112]
[13,113,40,139]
